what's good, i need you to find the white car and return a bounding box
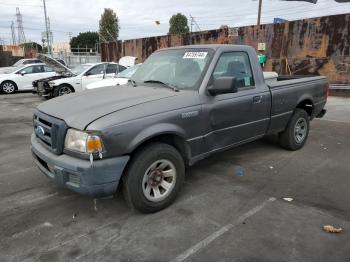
[43,62,127,97]
[86,64,141,90]
[0,58,43,74]
[0,63,56,94]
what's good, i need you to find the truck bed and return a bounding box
[267,76,328,134]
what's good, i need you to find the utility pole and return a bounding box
[257,0,263,26]
[190,15,194,34]
[43,0,51,55]
[11,22,16,45]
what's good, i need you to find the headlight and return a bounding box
[48,81,55,87]
[64,129,103,153]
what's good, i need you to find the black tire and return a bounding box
[1,81,17,94]
[53,84,74,97]
[123,143,185,213]
[279,108,310,150]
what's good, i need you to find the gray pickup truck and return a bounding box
[31,45,328,213]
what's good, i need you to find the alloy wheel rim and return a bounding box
[294,118,307,144]
[3,82,15,93]
[142,159,177,202]
[58,86,71,96]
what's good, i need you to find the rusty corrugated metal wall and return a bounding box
[101,13,350,84]
[0,45,38,67]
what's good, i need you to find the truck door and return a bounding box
[204,51,270,151]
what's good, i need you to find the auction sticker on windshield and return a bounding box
[183,52,208,59]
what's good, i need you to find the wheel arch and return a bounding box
[57,83,75,92]
[126,125,191,166]
[1,79,18,90]
[296,97,314,117]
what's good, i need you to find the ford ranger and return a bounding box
[31,45,328,213]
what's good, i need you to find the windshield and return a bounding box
[12,59,24,67]
[71,64,91,75]
[131,49,213,90]
[117,64,141,78]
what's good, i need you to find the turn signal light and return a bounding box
[87,135,103,153]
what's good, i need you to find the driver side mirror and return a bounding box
[20,71,26,76]
[208,76,237,95]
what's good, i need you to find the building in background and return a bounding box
[52,41,70,53]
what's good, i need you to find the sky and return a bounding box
[0,0,349,45]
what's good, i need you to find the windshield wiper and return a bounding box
[143,80,179,92]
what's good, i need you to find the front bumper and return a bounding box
[31,133,129,198]
[33,83,53,97]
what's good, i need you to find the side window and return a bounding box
[20,66,34,74]
[106,64,120,74]
[87,64,106,75]
[44,66,54,72]
[119,65,127,72]
[212,52,255,89]
[32,65,44,73]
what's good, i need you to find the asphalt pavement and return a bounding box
[0,93,349,262]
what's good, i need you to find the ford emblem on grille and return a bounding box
[36,126,45,136]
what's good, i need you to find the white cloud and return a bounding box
[0,0,349,44]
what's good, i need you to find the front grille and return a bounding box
[33,111,67,154]
[38,81,45,92]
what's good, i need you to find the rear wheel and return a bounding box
[123,143,185,213]
[54,84,73,97]
[279,109,310,150]
[1,81,17,94]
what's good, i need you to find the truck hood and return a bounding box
[37,85,178,130]
[36,54,74,75]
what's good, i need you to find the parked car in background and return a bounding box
[33,55,127,98]
[0,58,43,74]
[0,63,56,94]
[31,45,328,213]
[86,64,142,90]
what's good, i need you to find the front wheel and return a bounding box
[1,81,17,94]
[123,143,185,213]
[279,109,310,150]
[53,85,73,97]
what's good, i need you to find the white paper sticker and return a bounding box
[183,52,208,59]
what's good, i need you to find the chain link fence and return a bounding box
[53,46,101,67]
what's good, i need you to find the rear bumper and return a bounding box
[31,133,129,198]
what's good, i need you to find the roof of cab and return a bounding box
[159,44,253,51]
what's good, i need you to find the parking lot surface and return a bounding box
[0,93,349,262]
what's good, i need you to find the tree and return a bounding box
[20,42,42,52]
[168,13,189,35]
[99,8,119,42]
[69,31,99,52]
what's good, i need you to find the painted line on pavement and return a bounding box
[172,197,276,262]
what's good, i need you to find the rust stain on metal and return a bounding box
[101,14,350,85]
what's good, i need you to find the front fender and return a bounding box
[126,123,187,153]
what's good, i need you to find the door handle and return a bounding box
[253,95,263,104]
